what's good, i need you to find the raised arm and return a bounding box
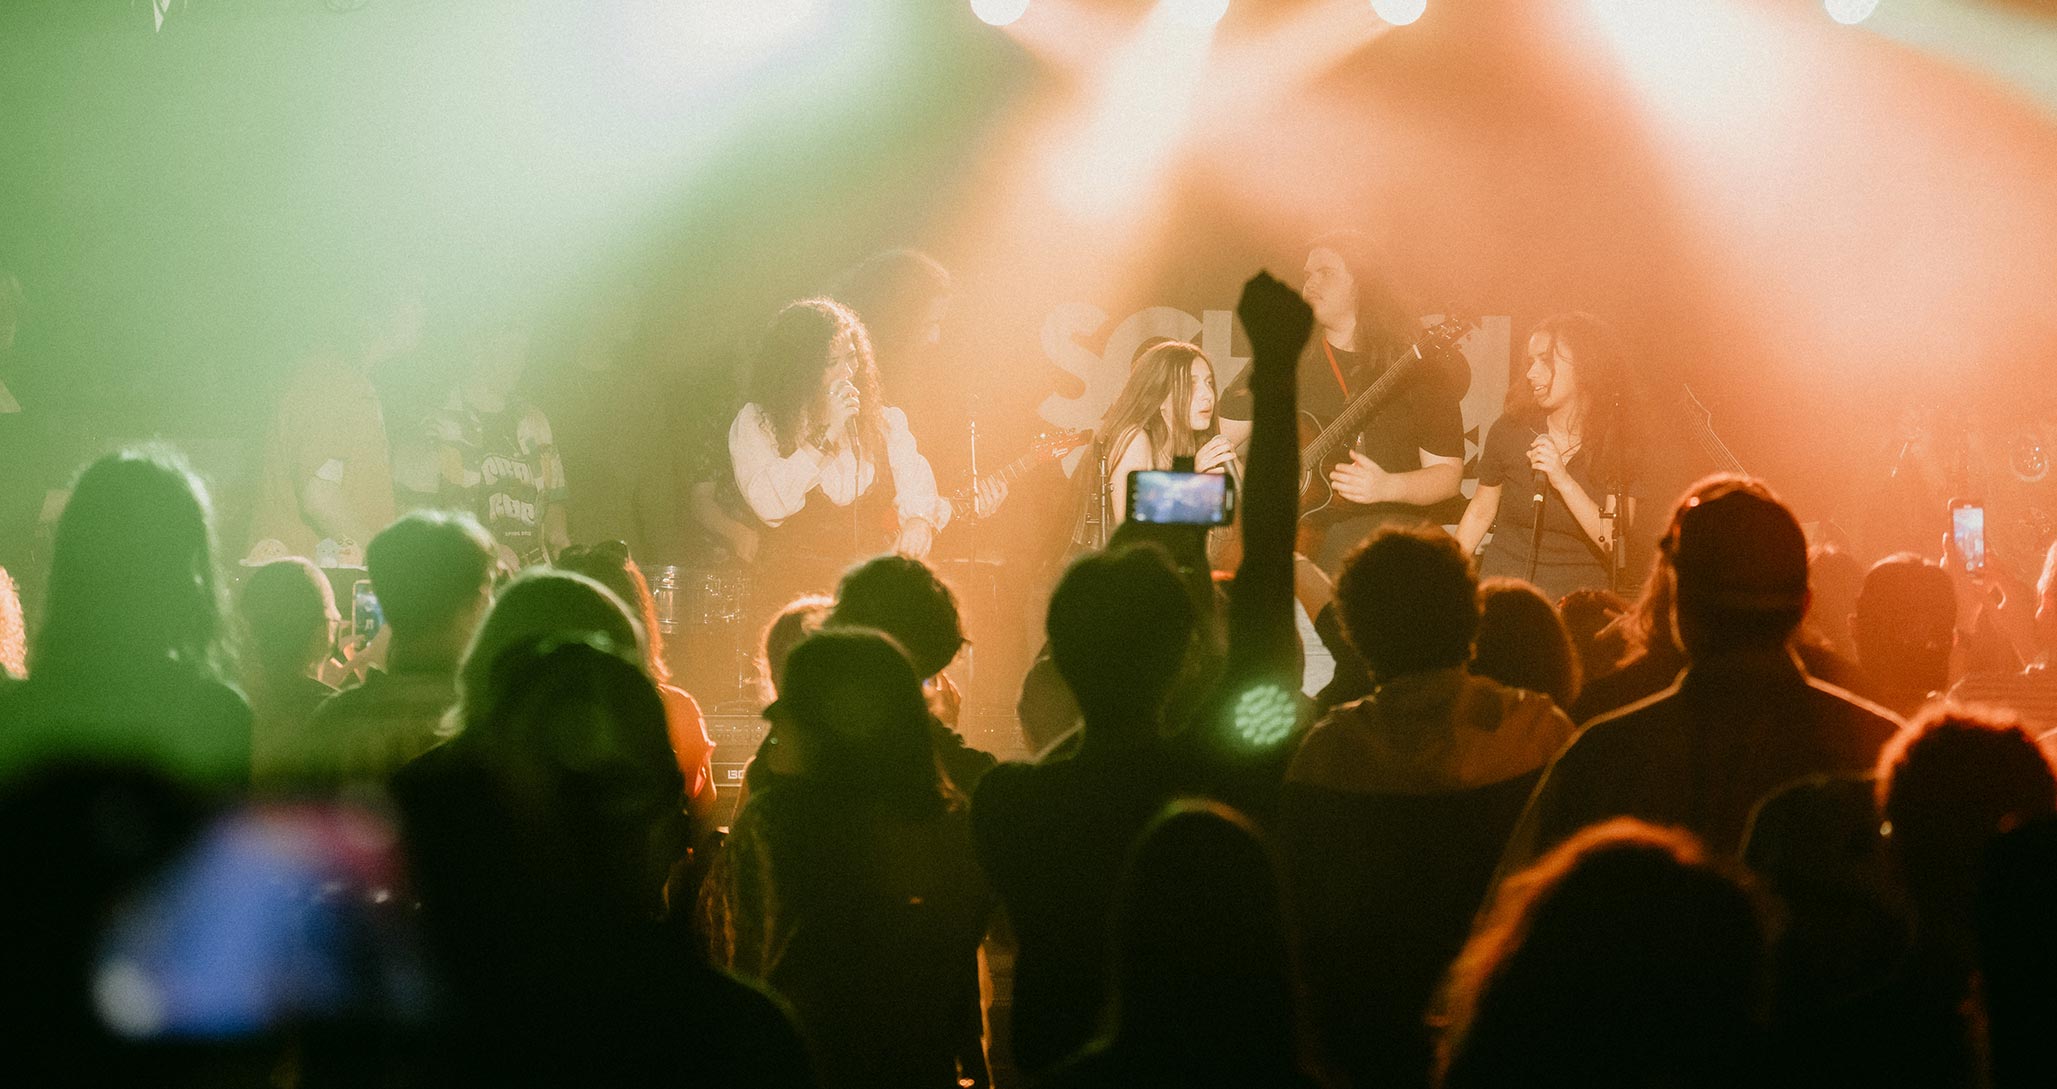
[1224,272,1314,689]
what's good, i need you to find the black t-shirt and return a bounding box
[1220,338,1466,524]
[1476,411,1614,575]
[970,742,1197,1073]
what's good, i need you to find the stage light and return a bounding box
[1165,0,1230,30]
[971,0,1030,27]
[1371,0,1427,26]
[1043,3,1218,222]
[1824,0,1878,24]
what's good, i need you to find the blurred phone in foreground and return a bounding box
[351,579,382,646]
[92,804,428,1040]
[1127,469,1237,527]
[1949,498,1986,576]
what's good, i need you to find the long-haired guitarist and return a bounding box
[1455,312,1637,600]
[1219,231,1467,570]
[1099,341,1240,523]
[728,298,955,605]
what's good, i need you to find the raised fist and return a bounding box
[1236,271,1315,372]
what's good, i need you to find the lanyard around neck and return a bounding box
[1321,338,1351,398]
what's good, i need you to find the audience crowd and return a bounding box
[4,274,2057,1089]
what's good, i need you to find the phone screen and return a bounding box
[1128,470,1235,526]
[93,804,427,1039]
[1951,502,1986,575]
[351,580,382,645]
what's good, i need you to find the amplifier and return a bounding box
[707,714,770,826]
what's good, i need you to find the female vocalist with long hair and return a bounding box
[1456,312,1636,601]
[728,298,954,606]
[1099,340,1240,523]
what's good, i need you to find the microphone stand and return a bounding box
[1093,439,1111,550]
[1527,466,1549,585]
[966,409,982,566]
[1601,389,1628,594]
[1526,425,1549,584]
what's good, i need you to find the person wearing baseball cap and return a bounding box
[1501,476,1904,868]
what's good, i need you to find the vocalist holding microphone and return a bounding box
[1456,313,1637,601]
[729,297,956,619]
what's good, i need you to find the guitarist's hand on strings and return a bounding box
[974,479,1009,518]
[1195,435,1238,475]
[1330,451,1389,505]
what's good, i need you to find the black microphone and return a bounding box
[1527,435,1550,583]
[1529,430,1551,513]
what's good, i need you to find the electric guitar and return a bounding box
[947,428,1092,520]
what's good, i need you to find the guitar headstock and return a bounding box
[1030,428,1094,460]
[1422,311,1479,353]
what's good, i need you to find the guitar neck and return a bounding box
[949,451,1044,516]
[1304,346,1428,466]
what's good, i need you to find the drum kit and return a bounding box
[641,563,762,713]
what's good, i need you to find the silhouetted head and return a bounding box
[1662,476,1810,658]
[826,248,953,369]
[1046,546,1195,734]
[1106,801,1309,1074]
[455,570,643,735]
[35,446,229,681]
[458,315,532,403]
[459,636,687,918]
[1336,526,1478,683]
[1977,815,2057,1089]
[1472,578,1580,708]
[760,594,832,698]
[1742,776,1909,1019]
[556,540,671,684]
[767,628,945,815]
[1556,587,1628,685]
[1616,475,1749,661]
[829,554,966,679]
[365,511,496,644]
[237,558,337,682]
[1878,708,2057,942]
[1440,819,1768,1089]
[1807,544,1865,657]
[1851,553,1956,709]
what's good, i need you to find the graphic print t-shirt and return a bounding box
[432,395,567,565]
